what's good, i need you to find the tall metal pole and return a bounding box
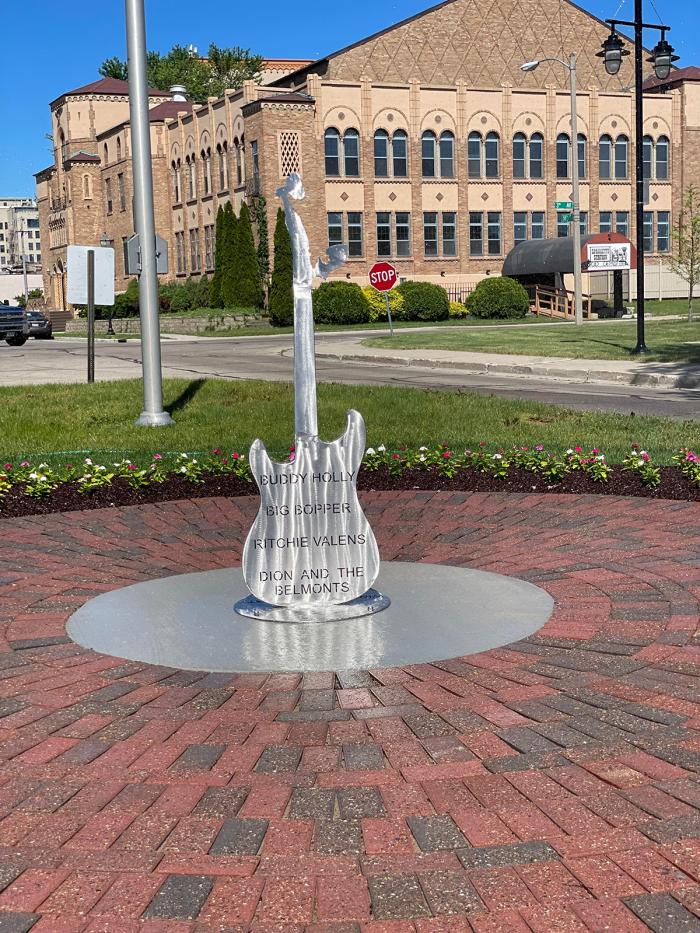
[87,250,95,384]
[125,0,174,425]
[633,0,648,352]
[569,54,584,327]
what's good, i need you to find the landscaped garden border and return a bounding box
[1,444,698,519]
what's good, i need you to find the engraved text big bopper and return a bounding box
[235,174,390,623]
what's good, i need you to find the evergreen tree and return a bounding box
[254,197,270,301]
[220,202,238,309]
[233,202,264,308]
[269,207,294,326]
[210,205,225,309]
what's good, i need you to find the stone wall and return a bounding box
[64,313,270,334]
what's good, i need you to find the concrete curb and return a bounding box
[315,349,700,390]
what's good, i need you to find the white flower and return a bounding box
[29,472,38,480]
[640,450,648,456]
[492,453,502,460]
[377,445,386,452]
[365,448,376,455]
[179,466,187,473]
[85,458,92,465]
[566,449,574,455]
[419,454,426,462]
[419,446,428,451]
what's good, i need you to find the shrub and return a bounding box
[232,202,264,309]
[362,286,405,322]
[466,276,529,319]
[313,281,370,325]
[396,281,449,321]
[449,300,469,319]
[219,202,238,309]
[269,207,294,326]
[210,205,225,308]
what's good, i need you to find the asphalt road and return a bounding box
[2,333,698,420]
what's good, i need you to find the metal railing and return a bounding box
[445,283,475,303]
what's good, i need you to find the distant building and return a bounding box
[35,1,699,313]
[0,198,41,273]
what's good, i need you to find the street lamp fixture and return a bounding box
[99,232,115,335]
[596,30,629,75]
[520,55,584,327]
[598,7,677,354]
[649,32,679,80]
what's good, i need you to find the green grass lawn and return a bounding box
[365,319,700,363]
[631,297,695,318]
[0,378,695,465]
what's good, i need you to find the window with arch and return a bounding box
[422,131,437,177]
[615,135,628,179]
[643,135,653,180]
[103,142,109,165]
[577,134,587,179]
[374,130,389,177]
[82,174,92,199]
[556,134,570,179]
[116,138,122,161]
[439,131,455,178]
[324,128,340,176]
[513,132,526,179]
[599,134,613,179]
[469,131,500,179]
[343,129,360,176]
[656,135,669,179]
[217,143,228,191]
[529,133,543,178]
[392,130,408,177]
[201,148,212,196]
[186,155,196,199]
[171,161,181,203]
[234,138,244,186]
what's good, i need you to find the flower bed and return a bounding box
[1,445,698,520]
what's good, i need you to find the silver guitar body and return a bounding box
[241,410,382,614]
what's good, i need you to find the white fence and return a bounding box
[588,261,698,302]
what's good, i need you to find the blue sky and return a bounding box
[3,0,697,196]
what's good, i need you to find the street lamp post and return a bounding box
[125,0,173,425]
[521,56,584,327]
[598,5,678,353]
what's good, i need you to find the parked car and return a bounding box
[0,303,29,346]
[26,310,53,339]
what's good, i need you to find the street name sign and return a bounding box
[555,201,574,209]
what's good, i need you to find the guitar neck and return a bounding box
[293,285,318,439]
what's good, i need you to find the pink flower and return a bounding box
[393,453,400,460]
[632,442,639,450]
[592,448,600,455]
[479,441,486,448]
[222,458,228,464]
[642,453,650,462]
[20,460,29,467]
[574,446,582,454]
[212,447,221,455]
[128,464,137,471]
[232,452,240,460]
[442,451,451,459]
[535,444,544,452]
[3,463,11,470]
[153,453,163,461]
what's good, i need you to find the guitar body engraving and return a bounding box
[242,410,380,607]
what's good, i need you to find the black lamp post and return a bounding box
[598,4,677,354]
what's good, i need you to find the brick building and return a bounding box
[36,0,699,312]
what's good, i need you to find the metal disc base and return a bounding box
[135,410,175,427]
[234,589,390,623]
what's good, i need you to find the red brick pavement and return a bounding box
[0,491,699,932]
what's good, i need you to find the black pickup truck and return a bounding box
[0,304,29,346]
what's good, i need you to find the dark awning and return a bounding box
[502,236,597,277]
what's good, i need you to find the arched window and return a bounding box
[467,131,481,178]
[201,148,211,195]
[82,174,92,199]
[439,131,454,178]
[374,130,389,177]
[599,134,613,179]
[171,161,181,203]
[392,130,408,177]
[103,142,109,164]
[422,131,437,177]
[529,133,543,178]
[187,156,196,199]
[643,135,653,180]
[577,133,587,179]
[324,128,340,176]
[513,133,526,179]
[656,135,669,180]
[116,137,122,161]
[556,133,570,179]
[218,143,228,191]
[615,135,628,179]
[485,131,500,178]
[343,129,360,176]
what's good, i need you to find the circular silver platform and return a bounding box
[66,562,553,673]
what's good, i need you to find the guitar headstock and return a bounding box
[276,172,304,201]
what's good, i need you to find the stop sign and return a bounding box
[369,261,398,292]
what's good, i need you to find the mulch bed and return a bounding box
[1,464,697,520]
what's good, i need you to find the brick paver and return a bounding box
[0,491,699,930]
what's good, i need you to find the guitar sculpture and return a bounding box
[238,173,388,621]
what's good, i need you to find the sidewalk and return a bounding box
[315,336,700,390]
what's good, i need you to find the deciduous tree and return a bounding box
[668,184,700,323]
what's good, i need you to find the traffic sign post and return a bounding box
[67,244,115,384]
[368,261,398,336]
